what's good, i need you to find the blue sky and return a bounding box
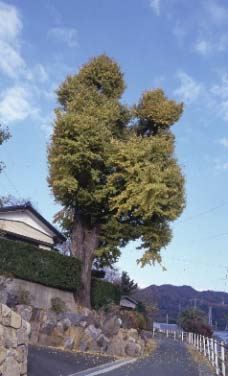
[1,0,228,292]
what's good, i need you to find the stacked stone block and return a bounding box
[0,304,30,376]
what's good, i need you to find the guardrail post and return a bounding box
[210,337,214,367]
[207,337,211,361]
[214,339,219,375]
[155,328,227,376]
[221,341,226,376]
[203,335,206,357]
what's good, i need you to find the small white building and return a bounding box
[120,296,138,310]
[0,204,65,250]
[153,322,180,332]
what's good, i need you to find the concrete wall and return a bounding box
[0,276,77,312]
[0,303,30,376]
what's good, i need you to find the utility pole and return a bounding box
[208,306,213,327]
[194,298,197,309]
[225,320,228,331]
[178,303,182,317]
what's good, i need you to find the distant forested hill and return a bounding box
[134,285,228,329]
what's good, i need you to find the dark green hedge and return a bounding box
[91,279,121,309]
[0,238,81,292]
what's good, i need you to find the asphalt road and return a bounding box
[28,340,215,376]
[106,340,215,376]
[27,346,115,376]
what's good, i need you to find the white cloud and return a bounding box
[0,40,25,78]
[194,34,228,57]
[192,1,228,57]
[149,0,160,16]
[27,64,49,83]
[174,72,203,104]
[217,162,228,170]
[0,1,52,135]
[220,100,228,121]
[211,74,228,99]
[0,2,72,135]
[173,24,188,45]
[0,3,49,82]
[174,71,228,123]
[219,138,228,147]
[218,34,228,52]
[40,114,54,138]
[48,27,78,48]
[0,1,22,40]
[205,1,228,25]
[0,1,25,78]
[0,86,38,124]
[222,163,228,170]
[44,1,62,25]
[194,39,212,56]
[210,74,228,120]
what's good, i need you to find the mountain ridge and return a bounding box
[134,284,228,329]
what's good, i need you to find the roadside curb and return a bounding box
[68,358,137,376]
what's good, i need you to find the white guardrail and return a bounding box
[152,328,227,376]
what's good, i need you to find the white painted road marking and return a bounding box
[67,358,137,376]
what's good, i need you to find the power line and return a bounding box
[177,201,228,224]
[0,178,10,192]
[199,232,228,242]
[2,170,21,197]
[164,256,228,270]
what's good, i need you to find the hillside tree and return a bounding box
[120,271,137,295]
[0,124,10,207]
[0,124,10,172]
[179,308,213,337]
[48,55,185,308]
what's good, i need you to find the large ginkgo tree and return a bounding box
[48,55,185,308]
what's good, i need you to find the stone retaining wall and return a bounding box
[0,303,30,376]
[16,304,156,358]
[0,276,77,311]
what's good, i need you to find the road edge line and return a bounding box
[67,358,137,376]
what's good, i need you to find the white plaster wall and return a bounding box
[120,298,136,309]
[0,210,54,237]
[0,220,54,245]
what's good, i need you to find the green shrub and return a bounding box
[179,308,213,337]
[91,279,121,309]
[16,288,31,305]
[120,310,147,330]
[51,297,66,314]
[0,238,81,292]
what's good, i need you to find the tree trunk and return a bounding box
[71,217,99,309]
